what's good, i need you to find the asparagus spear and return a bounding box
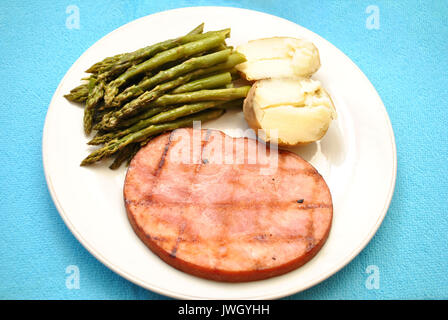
[98,65,237,131]
[195,52,245,74]
[92,105,115,126]
[81,109,225,165]
[187,22,205,35]
[100,63,233,130]
[150,86,251,106]
[127,51,245,101]
[170,72,231,94]
[218,98,244,109]
[90,100,230,145]
[112,49,232,106]
[89,98,243,146]
[92,107,118,128]
[181,53,244,84]
[100,52,244,122]
[93,105,168,132]
[64,82,89,103]
[104,33,228,105]
[96,26,213,77]
[146,100,233,124]
[89,106,169,144]
[86,53,126,74]
[88,132,119,146]
[86,23,205,74]
[83,79,105,134]
[101,86,250,129]
[119,97,243,135]
[109,143,140,170]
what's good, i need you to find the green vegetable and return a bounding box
[103,32,228,105]
[112,49,232,106]
[81,109,225,165]
[170,72,231,94]
[64,82,89,103]
[95,106,168,131]
[109,143,140,170]
[187,23,205,35]
[90,98,243,145]
[101,86,250,129]
[151,86,251,106]
[83,78,105,134]
[91,100,230,144]
[86,23,205,74]
[95,51,245,131]
[85,53,126,74]
[97,29,229,81]
[65,24,250,169]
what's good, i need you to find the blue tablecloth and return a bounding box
[0,0,447,299]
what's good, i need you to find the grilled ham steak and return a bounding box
[124,128,332,282]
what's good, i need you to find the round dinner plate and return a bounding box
[43,6,396,299]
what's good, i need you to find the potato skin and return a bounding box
[242,83,262,132]
[236,69,255,84]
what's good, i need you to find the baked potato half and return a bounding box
[235,37,321,80]
[243,78,336,146]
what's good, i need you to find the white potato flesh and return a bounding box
[236,59,297,80]
[244,78,336,146]
[253,77,322,107]
[236,37,321,80]
[260,105,333,144]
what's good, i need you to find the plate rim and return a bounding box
[42,6,397,300]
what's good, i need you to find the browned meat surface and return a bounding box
[124,128,332,282]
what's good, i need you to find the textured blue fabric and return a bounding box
[0,0,447,300]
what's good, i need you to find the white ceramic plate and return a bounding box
[43,6,396,299]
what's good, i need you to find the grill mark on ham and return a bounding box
[124,128,333,282]
[154,131,174,177]
[306,210,316,253]
[170,221,186,258]
[306,173,318,252]
[195,129,211,173]
[169,130,212,258]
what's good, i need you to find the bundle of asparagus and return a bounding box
[64,23,250,169]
